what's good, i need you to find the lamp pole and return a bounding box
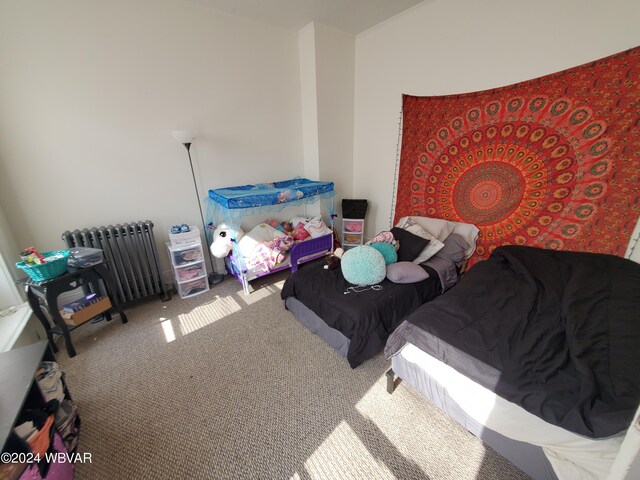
[175,135,224,286]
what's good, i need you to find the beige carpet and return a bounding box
[56,272,530,480]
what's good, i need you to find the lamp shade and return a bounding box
[171,130,193,144]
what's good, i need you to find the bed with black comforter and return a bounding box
[282,260,442,368]
[385,245,640,438]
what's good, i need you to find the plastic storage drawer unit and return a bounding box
[170,245,203,266]
[166,242,209,299]
[177,276,208,298]
[342,218,365,249]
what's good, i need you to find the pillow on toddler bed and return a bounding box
[292,225,310,241]
[238,223,286,257]
[290,216,332,238]
[248,223,286,242]
[305,217,332,238]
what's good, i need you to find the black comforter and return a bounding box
[282,261,441,368]
[385,246,640,438]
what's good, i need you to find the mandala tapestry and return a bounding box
[395,47,640,266]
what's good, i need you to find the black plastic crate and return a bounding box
[342,199,368,219]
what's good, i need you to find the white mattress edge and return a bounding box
[397,343,624,480]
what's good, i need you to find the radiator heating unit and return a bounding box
[61,220,170,304]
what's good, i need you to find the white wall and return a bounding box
[5,0,637,275]
[298,23,321,181]
[0,204,23,308]
[298,22,355,227]
[0,0,304,279]
[314,23,355,229]
[353,0,640,237]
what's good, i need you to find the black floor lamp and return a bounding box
[171,130,224,286]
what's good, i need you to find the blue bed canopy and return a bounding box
[205,177,335,236]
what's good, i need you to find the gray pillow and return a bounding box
[422,256,458,292]
[386,262,429,283]
[434,233,469,265]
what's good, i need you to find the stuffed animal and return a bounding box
[266,219,280,229]
[210,224,244,258]
[280,221,293,233]
[324,247,344,270]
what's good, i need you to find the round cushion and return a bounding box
[369,242,398,266]
[341,245,386,286]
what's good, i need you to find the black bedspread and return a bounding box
[385,246,640,438]
[282,261,441,368]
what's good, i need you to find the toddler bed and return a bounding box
[205,178,336,294]
[385,245,640,479]
[281,216,480,368]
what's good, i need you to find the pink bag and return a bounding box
[19,433,74,480]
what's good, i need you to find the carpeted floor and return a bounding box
[56,272,530,479]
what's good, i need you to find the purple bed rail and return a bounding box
[290,234,333,272]
[226,233,333,294]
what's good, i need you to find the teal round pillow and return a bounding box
[341,245,386,286]
[369,242,398,266]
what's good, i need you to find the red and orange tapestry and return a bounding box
[395,47,640,265]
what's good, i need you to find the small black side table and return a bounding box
[16,261,128,358]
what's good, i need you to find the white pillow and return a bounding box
[305,217,332,238]
[396,216,454,242]
[450,222,480,258]
[397,216,479,258]
[398,218,445,264]
[238,223,285,257]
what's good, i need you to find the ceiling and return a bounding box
[186,0,425,35]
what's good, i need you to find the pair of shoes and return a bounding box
[171,224,190,234]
